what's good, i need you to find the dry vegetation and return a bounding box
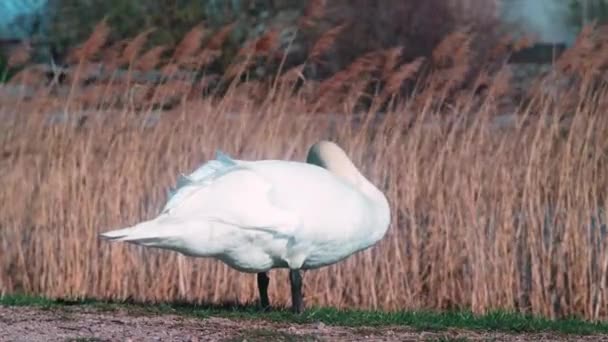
[2,2,608,323]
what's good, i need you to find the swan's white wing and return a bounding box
[161,151,300,237]
[162,150,238,214]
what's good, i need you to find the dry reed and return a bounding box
[7,41,32,68]
[206,23,236,50]
[1,22,608,323]
[308,23,348,62]
[135,45,168,72]
[67,18,111,63]
[383,57,426,98]
[300,0,326,28]
[121,29,156,67]
[172,24,207,66]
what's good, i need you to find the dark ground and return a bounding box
[1,306,606,342]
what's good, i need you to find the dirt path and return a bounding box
[0,306,605,342]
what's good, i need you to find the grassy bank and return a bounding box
[2,294,608,336]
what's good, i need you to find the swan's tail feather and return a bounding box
[99,219,175,245]
[99,226,132,240]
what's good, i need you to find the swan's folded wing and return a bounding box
[162,150,238,213]
[161,152,300,237]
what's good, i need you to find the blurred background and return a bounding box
[1,0,607,77]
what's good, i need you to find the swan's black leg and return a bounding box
[257,272,270,310]
[289,269,304,314]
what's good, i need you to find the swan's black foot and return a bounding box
[257,272,270,310]
[289,269,304,314]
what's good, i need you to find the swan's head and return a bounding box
[306,140,363,187]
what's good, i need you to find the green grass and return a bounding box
[1,293,607,336]
[425,338,471,342]
[225,328,320,342]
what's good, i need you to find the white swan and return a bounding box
[100,140,391,313]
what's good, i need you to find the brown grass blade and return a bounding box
[279,64,306,84]
[7,41,32,68]
[160,63,179,78]
[316,50,381,101]
[308,23,348,61]
[206,23,236,50]
[253,30,279,57]
[173,23,207,65]
[135,45,168,72]
[432,30,469,66]
[384,57,425,97]
[197,49,222,69]
[102,39,128,70]
[68,18,111,63]
[382,47,403,81]
[121,28,156,66]
[300,0,326,28]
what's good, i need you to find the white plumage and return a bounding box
[100,140,391,312]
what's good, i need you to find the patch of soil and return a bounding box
[0,306,604,342]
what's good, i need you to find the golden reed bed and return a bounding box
[1,10,608,321]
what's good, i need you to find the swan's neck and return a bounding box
[307,151,362,188]
[360,176,389,210]
[357,175,391,243]
[306,146,390,232]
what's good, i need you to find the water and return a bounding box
[501,0,579,45]
[0,0,48,40]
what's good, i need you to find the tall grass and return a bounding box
[1,18,608,322]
